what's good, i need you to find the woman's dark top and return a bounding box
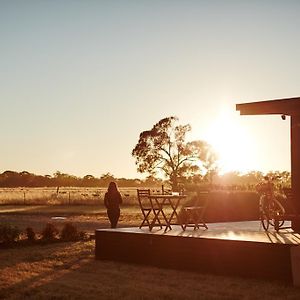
[104,191,122,210]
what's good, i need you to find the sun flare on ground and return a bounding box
[204,111,257,174]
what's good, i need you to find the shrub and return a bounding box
[26,227,36,242]
[61,223,88,241]
[78,231,88,240]
[0,223,20,244]
[61,223,79,241]
[41,223,59,241]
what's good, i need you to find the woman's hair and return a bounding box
[107,181,118,194]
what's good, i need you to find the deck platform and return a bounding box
[95,221,300,284]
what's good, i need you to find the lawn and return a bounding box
[1,205,300,299]
[0,205,142,234]
[1,240,300,299]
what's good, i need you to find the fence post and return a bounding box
[68,192,71,205]
[23,192,26,205]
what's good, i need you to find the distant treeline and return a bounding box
[0,170,291,189]
[0,171,160,188]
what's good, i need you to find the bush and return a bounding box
[26,227,36,242]
[41,223,59,240]
[0,223,20,244]
[61,223,79,241]
[78,230,88,240]
[61,223,88,241]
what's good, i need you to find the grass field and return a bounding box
[0,187,145,205]
[1,240,300,299]
[1,205,300,299]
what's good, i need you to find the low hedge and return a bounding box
[205,191,260,222]
[181,191,260,223]
[0,223,21,243]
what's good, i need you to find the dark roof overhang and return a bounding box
[236,97,300,116]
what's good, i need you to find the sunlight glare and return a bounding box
[204,110,256,174]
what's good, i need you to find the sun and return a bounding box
[203,110,256,174]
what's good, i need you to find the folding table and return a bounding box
[148,194,186,231]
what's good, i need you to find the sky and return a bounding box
[0,0,299,178]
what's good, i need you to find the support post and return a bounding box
[291,115,300,231]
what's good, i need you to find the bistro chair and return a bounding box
[181,191,209,230]
[137,189,162,230]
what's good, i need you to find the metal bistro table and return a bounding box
[148,194,186,232]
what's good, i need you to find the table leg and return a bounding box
[167,198,184,230]
[149,205,162,230]
[149,198,166,231]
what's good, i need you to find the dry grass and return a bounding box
[1,205,300,299]
[0,187,150,205]
[0,205,142,233]
[1,240,300,299]
[0,187,181,206]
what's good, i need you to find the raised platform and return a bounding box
[95,221,300,284]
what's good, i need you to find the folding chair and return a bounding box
[137,189,162,230]
[181,191,209,230]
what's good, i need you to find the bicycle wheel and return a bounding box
[259,195,270,231]
[268,199,285,230]
[261,210,270,231]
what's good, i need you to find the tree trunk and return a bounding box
[170,174,179,192]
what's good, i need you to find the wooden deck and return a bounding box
[95,221,300,285]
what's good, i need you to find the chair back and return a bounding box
[196,191,209,208]
[181,191,209,230]
[137,189,151,209]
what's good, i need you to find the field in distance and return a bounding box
[0,187,166,205]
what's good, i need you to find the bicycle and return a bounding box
[256,176,286,231]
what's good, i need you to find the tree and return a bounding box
[132,116,217,191]
[100,172,115,186]
[53,171,79,186]
[82,175,98,187]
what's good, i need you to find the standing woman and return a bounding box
[104,182,123,228]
